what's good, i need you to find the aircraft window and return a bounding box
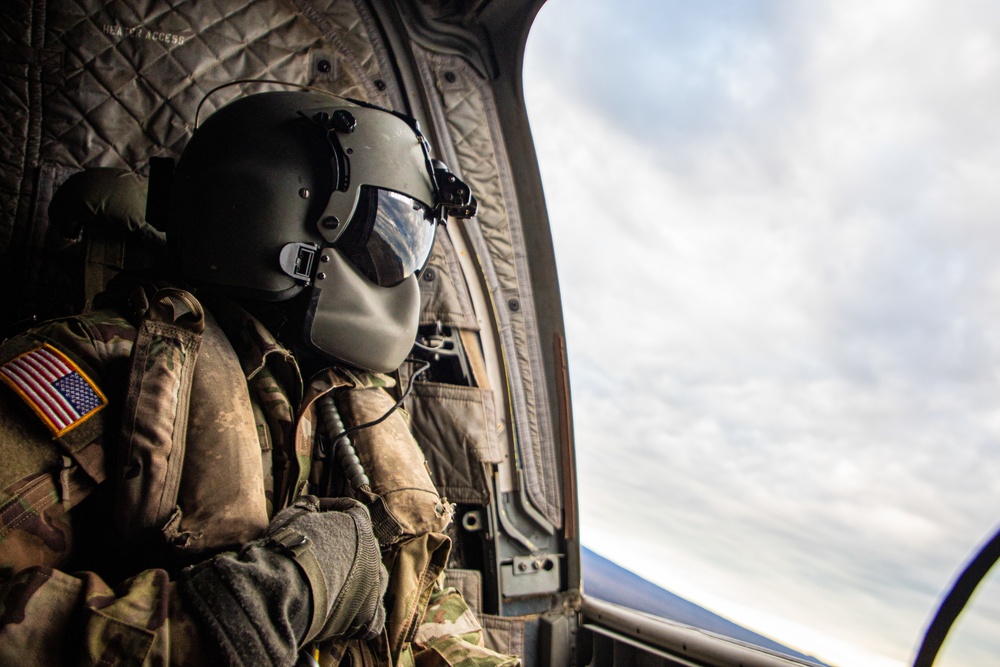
[523,2,1000,665]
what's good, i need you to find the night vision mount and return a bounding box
[304,99,478,223]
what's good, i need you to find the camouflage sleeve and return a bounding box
[0,383,213,663]
[0,313,133,575]
[403,586,520,667]
[0,314,214,665]
[0,565,214,665]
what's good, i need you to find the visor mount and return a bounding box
[432,160,477,219]
[279,242,320,284]
[310,109,357,134]
[332,109,356,133]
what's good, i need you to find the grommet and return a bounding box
[321,216,340,230]
[317,59,332,73]
[444,71,457,83]
[374,79,387,91]
[422,268,436,282]
[461,511,483,532]
[508,298,520,312]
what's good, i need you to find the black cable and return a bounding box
[324,358,430,445]
[314,358,430,494]
[194,79,335,128]
[913,522,1000,666]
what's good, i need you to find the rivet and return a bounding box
[346,148,353,154]
[374,79,387,91]
[518,561,528,572]
[321,216,340,230]
[320,254,330,263]
[298,188,310,199]
[317,272,326,280]
[508,298,520,312]
[317,59,331,73]
[444,71,457,83]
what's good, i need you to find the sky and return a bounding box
[522,2,1000,666]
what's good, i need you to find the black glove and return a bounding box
[179,496,388,666]
[265,496,388,642]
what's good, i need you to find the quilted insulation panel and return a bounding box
[0,0,393,325]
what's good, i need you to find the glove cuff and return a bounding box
[178,543,311,666]
[265,526,331,642]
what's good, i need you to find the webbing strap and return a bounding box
[268,525,330,643]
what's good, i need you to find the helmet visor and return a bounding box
[337,186,438,287]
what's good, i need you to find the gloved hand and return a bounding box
[265,496,388,643]
[179,496,388,666]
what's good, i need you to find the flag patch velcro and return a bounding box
[0,344,107,437]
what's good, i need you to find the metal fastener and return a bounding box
[508,298,520,312]
[298,188,310,199]
[444,71,457,83]
[332,109,356,133]
[317,59,331,73]
[317,272,326,280]
[321,216,340,230]
[422,268,436,282]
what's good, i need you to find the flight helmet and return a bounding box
[159,90,475,372]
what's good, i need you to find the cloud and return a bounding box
[524,2,1000,666]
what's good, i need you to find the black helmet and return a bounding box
[160,90,475,372]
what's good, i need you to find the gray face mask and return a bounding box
[302,247,420,373]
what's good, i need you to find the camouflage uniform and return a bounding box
[0,286,516,666]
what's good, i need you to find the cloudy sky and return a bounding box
[522,2,1000,666]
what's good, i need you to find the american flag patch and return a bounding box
[0,344,107,437]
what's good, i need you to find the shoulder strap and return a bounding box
[115,287,205,542]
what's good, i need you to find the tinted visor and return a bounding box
[337,186,438,287]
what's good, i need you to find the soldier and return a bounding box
[0,90,515,666]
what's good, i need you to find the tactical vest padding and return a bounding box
[168,306,270,553]
[336,386,452,539]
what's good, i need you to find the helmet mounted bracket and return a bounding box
[279,242,320,285]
